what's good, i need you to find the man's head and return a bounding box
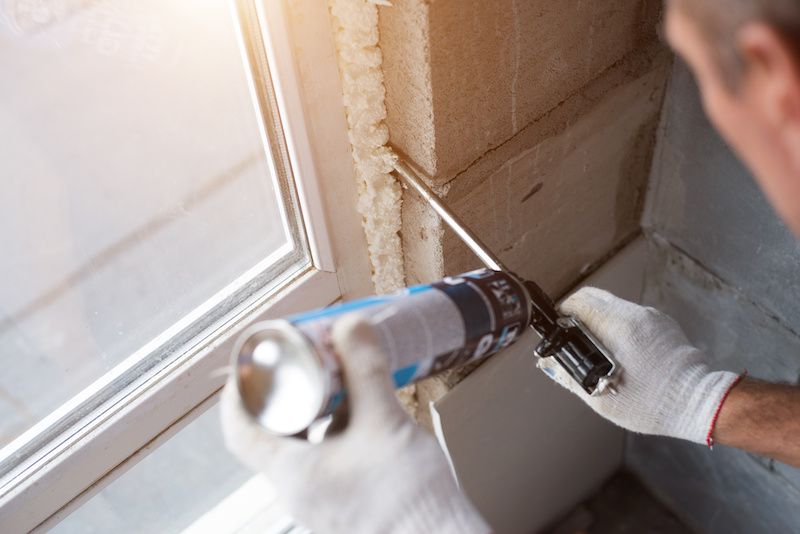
[665,0,800,235]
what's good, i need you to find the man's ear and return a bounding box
[737,23,800,133]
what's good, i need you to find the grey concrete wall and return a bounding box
[631,60,800,533]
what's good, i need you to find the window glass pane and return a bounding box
[51,403,302,534]
[0,0,301,448]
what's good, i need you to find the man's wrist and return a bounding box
[706,372,748,447]
[710,377,800,468]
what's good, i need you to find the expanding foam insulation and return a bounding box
[328,0,404,294]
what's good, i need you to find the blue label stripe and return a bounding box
[289,284,435,324]
[328,390,344,412]
[290,295,394,323]
[406,284,433,295]
[392,364,418,388]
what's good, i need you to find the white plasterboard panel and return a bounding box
[432,236,646,533]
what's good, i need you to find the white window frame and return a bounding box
[0,1,372,531]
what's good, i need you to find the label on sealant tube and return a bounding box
[287,268,531,419]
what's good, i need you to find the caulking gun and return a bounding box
[232,157,618,438]
[392,158,619,397]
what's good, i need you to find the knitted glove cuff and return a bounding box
[704,371,747,447]
[672,369,741,444]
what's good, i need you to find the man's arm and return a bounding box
[548,287,800,468]
[715,379,800,467]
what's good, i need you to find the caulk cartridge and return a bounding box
[233,268,531,436]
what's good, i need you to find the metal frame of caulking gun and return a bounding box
[392,155,618,396]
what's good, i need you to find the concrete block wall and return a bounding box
[377,0,671,411]
[442,48,668,295]
[380,0,669,289]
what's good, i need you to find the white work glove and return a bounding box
[542,287,740,446]
[221,315,490,534]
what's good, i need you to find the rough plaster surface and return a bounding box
[633,61,800,532]
[328,0,404,294]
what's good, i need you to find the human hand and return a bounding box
[220,315,490,534]
[541,287,740,445]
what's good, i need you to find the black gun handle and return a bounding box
[521,279,617,395]
[537,316,617,395]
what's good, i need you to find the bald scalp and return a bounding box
[670,0,800,88]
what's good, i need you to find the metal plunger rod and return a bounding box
[393,158,508,273]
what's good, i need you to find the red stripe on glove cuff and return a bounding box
[706,371,748,448]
